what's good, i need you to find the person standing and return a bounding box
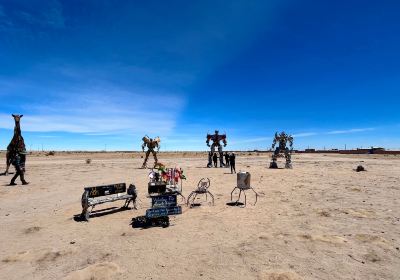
[213,153,218,168]
[9,151,29,185]
[224,152,230,167]
[229,152,236,174]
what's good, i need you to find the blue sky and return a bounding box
[0,0,399,151]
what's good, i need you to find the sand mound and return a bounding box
[63,262,120,280]
[259,271,302,280]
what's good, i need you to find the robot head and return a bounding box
[280,131,286,137]
[150,138,153,142]
[215,130,219,135]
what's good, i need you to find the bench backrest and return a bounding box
[84,183,126,198]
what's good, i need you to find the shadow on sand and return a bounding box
[226,201,245,207]
[0,172,14,176]
[73,206,133,222]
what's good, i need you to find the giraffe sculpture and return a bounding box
[4,114,26,175]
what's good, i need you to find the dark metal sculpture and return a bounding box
[206,130,227,168]
[270,131,294,169]
[4,114,26,175]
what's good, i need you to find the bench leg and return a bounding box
[81,205,92,221]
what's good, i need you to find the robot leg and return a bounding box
[269,147,280,169]
[285,148,292,169]
[207,144,216,168]
[152,150,158,166]
[218,145,224,167]
[142,150,151,168]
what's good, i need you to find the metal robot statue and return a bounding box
[206,130,227,168]
[270,131,294,169]
[141,136,160,168]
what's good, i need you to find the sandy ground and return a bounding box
[0,152,399,280]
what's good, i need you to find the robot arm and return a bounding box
[141,136,148,152]
[271,132,278,149]
[288,135,294,151]
[206,134,211,147]
[222,135,227,147]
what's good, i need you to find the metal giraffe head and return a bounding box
[12,114,23,123]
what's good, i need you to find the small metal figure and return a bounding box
[270,131,294,169]
[187,178,214,207]
[206,130,227,168]
[141,136,160,168]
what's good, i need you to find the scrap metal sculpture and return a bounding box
[206,130,227,168]
[187,178,214,207]
[4,114,26,175]
[230,172,258,207]
[270,131,293,169]
[141,136,160,168]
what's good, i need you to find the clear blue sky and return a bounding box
[0,0,399,151]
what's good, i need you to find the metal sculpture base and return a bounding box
[187,190,214,207]
[269,161,278,169]
[269,161,292,169]
[187,178,214,207]
[230,186,258,207]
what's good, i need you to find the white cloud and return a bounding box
[292,132,318,137]
[326,128,375,135]
[0,85,185,135]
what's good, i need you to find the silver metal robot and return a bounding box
[270,131,293,169]
[141,136,160,168]
[206,130,227,168]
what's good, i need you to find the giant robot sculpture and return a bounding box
[270,131,293,169]
[206,130,227,168]
[141,136,160,169]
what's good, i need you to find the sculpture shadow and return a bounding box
[0,172,14,176]
[73,206,132,222]
[188,203,202,208]
[226,201,245,207]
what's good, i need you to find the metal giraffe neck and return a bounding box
[14,121,21,136]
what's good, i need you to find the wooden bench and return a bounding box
[81,183,137,221]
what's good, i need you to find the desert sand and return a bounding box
[0,152,399,280]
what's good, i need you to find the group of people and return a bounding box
[212,152,236,173]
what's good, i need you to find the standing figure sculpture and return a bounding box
[141,136,160,168]
[270,131,293,169]
[4,114,27,175]
[206,130,227,168]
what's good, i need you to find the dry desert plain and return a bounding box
[0,152,399,280]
